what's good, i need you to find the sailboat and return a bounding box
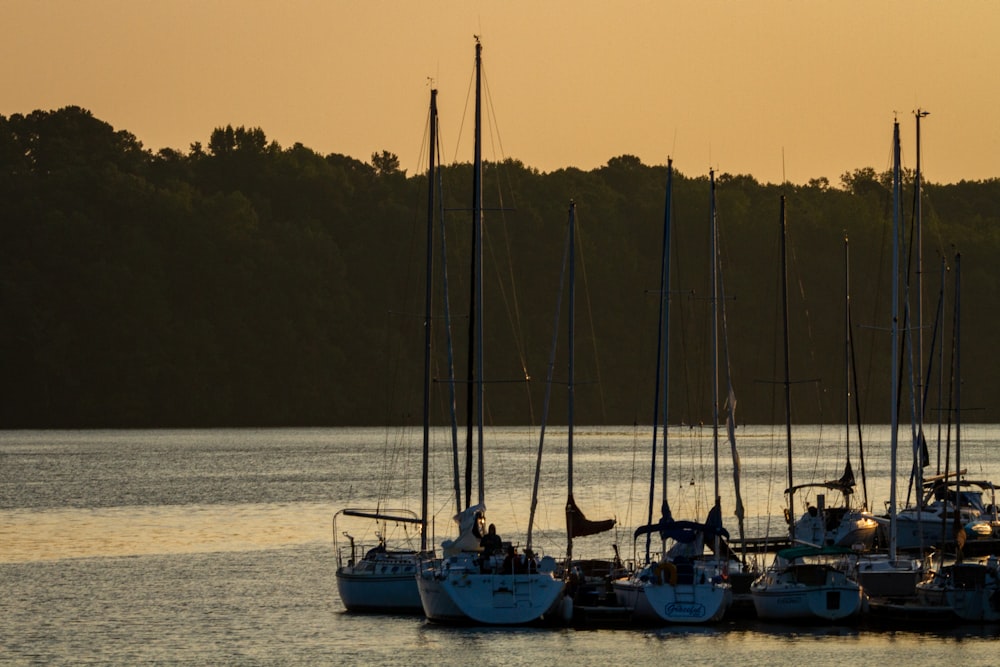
[857,117,926,603]
[785,235,879,552]
[531,201,620,624]
[750,195,864,622]
[612,165,733,624]
[878,111,991,555]
[415,38,565,625]
[334,88,441,613]
[911,254,1000,622]
[333,507,427,612]
[784,234,877,551]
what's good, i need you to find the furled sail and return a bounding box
[566,493,615,539]
[786,460,857,495]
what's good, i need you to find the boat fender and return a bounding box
[561,596,574,622]
[654,561,677,586]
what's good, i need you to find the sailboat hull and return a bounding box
[613,579,731,624]
[417,555,565,625]
[751,584,862,621]
[915,561,1000,622]
[751,564,863,621]
[855,555,923,600]
[795,511,878,550]
[887,506,980,551]
[416,563,467,622]
[613,560,732,624]
[336,555,422,613]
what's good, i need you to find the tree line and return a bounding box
[1,106,997,428]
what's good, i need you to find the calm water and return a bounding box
[2,426,999,664]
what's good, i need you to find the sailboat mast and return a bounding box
[567,201,577,561]
[780,195,795,542]
[843,235,852,482]
[420,88,437,552]
[710,170,721,511]
[474,38,486,507]
[914,108,929,501]
[463,38,485,509]
[889,119,901,561]
[568,202,576,499]
[660,159,673,525]
[953,252,962,519]
[644,159,673,563]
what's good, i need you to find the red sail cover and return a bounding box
[566,493,615,539]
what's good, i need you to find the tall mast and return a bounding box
[567,201,577,561]
[420,88,438,551]
[889,119,901,561]
[914,108,930,503]
[474,38,485,507]
[843,234,850,465]
[954,252,962,520]
[661,159,673,516]
[644,158,673,564]
[463,37,484,509]
[710,170,721,518]
[843,234,855,505]
[780,195,795,542]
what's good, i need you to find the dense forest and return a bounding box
[1,106,998,428]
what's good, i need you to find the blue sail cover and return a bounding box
[633,514,730,543]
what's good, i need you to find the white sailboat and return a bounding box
[859,116,929,604]
[416,38,565,625]
[915,555,1000,623]
[333,508,427,612]
[334,88,441,613]
[891,478,990,551]
[786,234,879,552]
[784,235,877,551]
[750,195,863,622]
[872,110,979,556]
[751,545,864,621]
[613,165,733,624]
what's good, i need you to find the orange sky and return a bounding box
[3,1,997,184]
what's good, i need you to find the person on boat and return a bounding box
[480,523,502,557]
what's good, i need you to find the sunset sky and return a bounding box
[4,1,997,185]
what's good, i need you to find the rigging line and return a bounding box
[375,171,434,507]
[670,182,696,426]
[716,216,746,541]
[474,64,531,401]
[847,298,870,509]
[574,214,610,423]
[526,210,571,551]
[477,179,534,431]
[783,216,829,486]
[435,129,463,517]
[414,101,431,176]
[763,205,783,533]
[479,65,533,428]
[480,61,516,209]
[381,105,444,512]
[481,215,534,408]
[450,59,476,166]
[623,272,656,560]
[789,226,825,428]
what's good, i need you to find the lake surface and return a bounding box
[2,426,998,664]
